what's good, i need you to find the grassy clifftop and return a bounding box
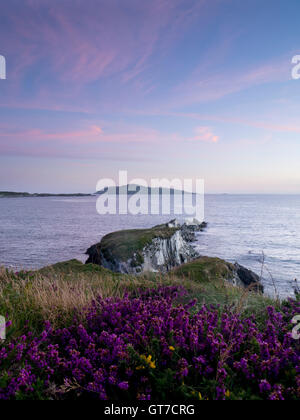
[39,259,116,276]
[173,257,236,283]
[87,225,179,263]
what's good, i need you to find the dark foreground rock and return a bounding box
[234,263,263,293]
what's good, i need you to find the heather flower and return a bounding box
[0,286,298,400]
[259,380,272,394]
[118,382,129,391]
[177,358,189,379]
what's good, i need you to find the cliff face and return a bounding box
[138,229,199,273]
[86,226,199,274]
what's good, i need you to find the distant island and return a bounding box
[0,191,92,198]
[96,184,197,196]
[0,185,198,198]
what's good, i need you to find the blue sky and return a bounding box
[0,0,300,193]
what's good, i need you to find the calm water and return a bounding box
[0,195,299,298]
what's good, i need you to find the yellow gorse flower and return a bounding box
[225,390,230,398]
[169,346,175,351]
[138,354,156,369]
[199,392,203,400]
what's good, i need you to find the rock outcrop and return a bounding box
[86,220,263,292]
[232,263,263,293]
[86,222,200,274]
[139,229,199,273]
[173,257,264,293]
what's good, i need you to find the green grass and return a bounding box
[0,257,280,341]
[170,258,277,318]
[38,259,118,276]
[94,225,179,262]
[173,257,236,283]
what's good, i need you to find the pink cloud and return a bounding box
[0,123,168,159]
[5,0,210,86]
[175,112,300,134]
[0,125,104,144]
[0,0,219,116]
[0,120,216,159]
[189,126,219,143]
[170,56,290,106]
[134,109,300,135]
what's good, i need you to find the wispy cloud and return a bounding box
[0,122,164,159]
[171,112,300,134]
[4,0,210,86]
[0,120,217,159]
[0,0,217,113]
[170,56,291,106]
[0,125,103,144]
[189,126,219,143]
[134,108,300,135]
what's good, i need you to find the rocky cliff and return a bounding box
[86,221,200,274]
[86,220,263,292]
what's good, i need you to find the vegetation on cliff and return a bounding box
[87,225,179,263]
[173,257,236,283]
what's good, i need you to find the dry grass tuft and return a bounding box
[0,260,277,340]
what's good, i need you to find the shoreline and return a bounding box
[0,192,92,198]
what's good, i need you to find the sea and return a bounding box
[0,194,299,298]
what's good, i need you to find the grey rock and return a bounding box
[86,222,201,275]
[232,263,264,293]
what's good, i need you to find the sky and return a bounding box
[0,0,300,193]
